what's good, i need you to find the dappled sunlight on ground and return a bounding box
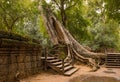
[21,65,120,82]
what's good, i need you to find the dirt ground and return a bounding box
[21,65,120,82]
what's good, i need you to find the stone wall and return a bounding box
[0,39,42,82]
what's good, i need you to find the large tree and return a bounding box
[39,2,106,71]
[44,0,90,42]
[40,0,120,71]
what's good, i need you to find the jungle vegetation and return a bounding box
[0,0,120,52]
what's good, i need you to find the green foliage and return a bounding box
[80,0,120,51]
[104,0,120,22]
[43,0,120,52]
[0,0,40,31]
[59,51,66,59]
[39,15,50,46]
[0,0,52,46]
[0,0,26,30]
[89,20,120,50]
[0,0,120,52]
[66,3,90,41]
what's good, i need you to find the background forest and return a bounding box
[0,0,120,52]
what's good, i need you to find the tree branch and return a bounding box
[0,3,7,14]
[2,16,10,29]
[0,3,10,29]
[65,1,78,10]
[10,17,20,30]
[52,0,61,10]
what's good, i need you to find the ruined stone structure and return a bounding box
[0,39,42,82]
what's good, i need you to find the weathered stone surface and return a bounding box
[17,55,25,63]
[0,51,9,54]
[9,63,17,74]
[69,75,120,82]
[34,68,39,73]
[33,56,36,62]
[0,39,42,81]
[18,63,25,71]
[31,62,36,68]
[38,55,41,61]
[8,74,16,82]
[11,55,17,63]
[26,69,32,75]
[0,56,8,65]
[0,65,8,75]
[25,56,31,62]
[26,62,31,69]
[0,75,7,81]
[36,55,40,61]
[35,62,37,67]
[37,61,41,67]
[31,68,36,74]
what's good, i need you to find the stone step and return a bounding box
[60,65,73,71]
[64,68,79,76]
[47,59,61,63]
[56,63,70,68]
[107,56,120,58]
[106,66,120,68]
[52,61,62,65]
[107,60,120,62]
[106,61,120,63]
[42,56,79,76]
[107,59,120,60]
[106,64,120,66]
[41,57,56,60]
[106,53,120,68]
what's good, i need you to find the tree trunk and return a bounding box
[60,0,67,26]
[39,6,106,71]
